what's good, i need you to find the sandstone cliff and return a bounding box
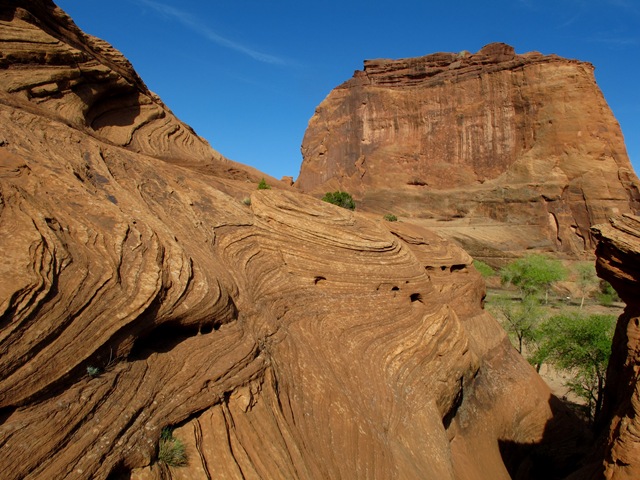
[297,43,640,260]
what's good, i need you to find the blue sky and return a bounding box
[55,0,639,180]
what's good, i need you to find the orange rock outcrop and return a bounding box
[297,43,640,260]
[590,215,640,480]
[0,2,596,479]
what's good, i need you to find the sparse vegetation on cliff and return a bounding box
[322,191,356,210]
[158,427,187,467]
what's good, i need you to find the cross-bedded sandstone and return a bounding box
[0,2,616,479]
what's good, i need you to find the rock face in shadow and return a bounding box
[590,215,640,479]
[0,3,586,479]
[297,43,640,261]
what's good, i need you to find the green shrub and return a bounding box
[322,191,355,210]
[473,259,495,278]
[86,365,101,377]
[597,280,619,307]
[242,197,252,206]
[257,179,271,190]
[158,427,187,467]
[383,213,398,222]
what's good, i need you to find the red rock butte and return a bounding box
[1,2,639,479]
[297,42,640,260]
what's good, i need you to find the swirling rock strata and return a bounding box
[0,0,270,181]
[1,3,584,479]
[297,43,640,260]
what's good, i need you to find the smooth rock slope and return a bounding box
[297,43,640,260]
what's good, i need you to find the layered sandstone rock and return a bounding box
[0,3,587,479]
[297,43,640,260]
[589,215,640,480]
[0,0,272,182]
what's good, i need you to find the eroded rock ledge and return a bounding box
[348,43,582,89]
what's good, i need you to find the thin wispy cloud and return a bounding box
[586,35,638,46]
[137,0,286,66]
[516,0,535,9]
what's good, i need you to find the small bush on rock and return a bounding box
[383,214,398,222]
[322,191,355,210]
[158,427,187,467]
[257,179,271,190]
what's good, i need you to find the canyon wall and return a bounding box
[0,2,587,479]
[297,43,640,260]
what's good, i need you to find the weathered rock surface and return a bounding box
[297,43,640,261]
[0,0,272,182]
[590,215,640,479]
[0,3,587,479]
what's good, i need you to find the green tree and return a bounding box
[490,294,543,355]
[575,262,598,309]
[257,178,271,190]
[322,191,356,210]
[500,254,566,303]
[532,312,615,424]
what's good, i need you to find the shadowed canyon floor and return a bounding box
[0,1,638,479]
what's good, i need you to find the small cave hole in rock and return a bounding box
[200,324,214,334]
[450,264,466,273]
[391,286,400,291]
[440,266,447,271]
[129,321,218,360]
[314,276,326,285]
[410,293,423,303]
[0,406,16,424]
[106,462,131,480]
